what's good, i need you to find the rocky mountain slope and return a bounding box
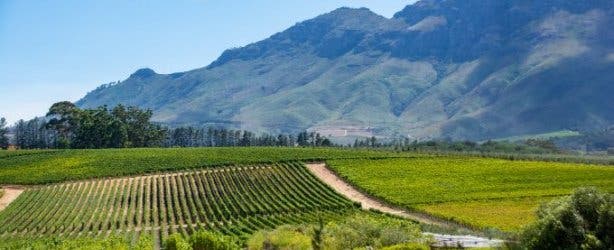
[77,0,614,140]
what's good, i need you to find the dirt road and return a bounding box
[0,187,24,211]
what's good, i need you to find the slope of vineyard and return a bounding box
[0,163,356,247]
[0,147,410,185]
[327,157,614,231]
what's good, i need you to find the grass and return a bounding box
[327,157,614,231]
[0,147,411,185]
[414,197,549,231]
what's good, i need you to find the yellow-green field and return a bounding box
[415,197,549,231]
[327,157,614,231]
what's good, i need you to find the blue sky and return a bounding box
[0,0,416,125]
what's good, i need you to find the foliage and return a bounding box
[45,102,167,149]
[324,213,424,249]
[0,163,355,246]
[189,230,240,250]
[353,137,562,154]
[246,213,427,250]
[380,242,430,250]
[165,231,239,250]
[554,127,614,152]
[247,225,312,250]
[166,234,191,250]
[0,147,409,185]
[520,187,614,249]
[13,117,58,149]
[0,235,152,249]
[0,117,8,149]
[328,158,614,231]
[46,101,80,148]
[9,102,334,150]
[165,127,332,147]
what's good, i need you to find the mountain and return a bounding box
[77,0,614,140]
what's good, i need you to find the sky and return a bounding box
[0,0,416,125]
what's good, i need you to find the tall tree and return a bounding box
[0,117,8,149]
[46,101,80,148]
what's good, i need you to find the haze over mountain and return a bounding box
[77,0,614,140]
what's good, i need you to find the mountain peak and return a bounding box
[129,68,157,79]
[78,0,614,140]
[327,7,374,16]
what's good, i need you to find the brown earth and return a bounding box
[0,186,25,211]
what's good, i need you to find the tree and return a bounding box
[311,217,324,250]
[521,187,613,249]
[46,101,80,148]
[0,117,8,149]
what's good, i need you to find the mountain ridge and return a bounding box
[77,0,614,140]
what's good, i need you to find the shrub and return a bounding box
[521,187,613,249]
[165,233,190,250]
[380,242,430,250]
[247,225,312,250]
[324,213,423,249]
[189,230,240,250]
[246,213,426,250]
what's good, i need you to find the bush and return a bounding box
[189,230,240,250]
[165,233,190,250]
[246,225,312,250]
[380,242,430,250]
[164,230,239,250]
[521,187,613,249]
[246,213,426,250]
[324,213,423,249]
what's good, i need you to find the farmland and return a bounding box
[0,163,356,248]
[327,157,614,231]
[0,147,612,248]
[0,147,409,185]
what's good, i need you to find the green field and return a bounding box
[1,147,613,247]
[0,163,356,248]
[327,157,614,231]
[0,147,409,185]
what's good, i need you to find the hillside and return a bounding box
[77,0,614,140]
[0,163,356,247]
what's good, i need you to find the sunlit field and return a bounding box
[327,157,614,231]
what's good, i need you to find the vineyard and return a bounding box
[0,147,409,185]
[0,163,356,248]
[327,157,614,231]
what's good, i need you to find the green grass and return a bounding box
[327,157,614,231]
[0,147,410,185]
[414,197,548,231]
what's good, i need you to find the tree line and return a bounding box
[0,101,333,149]
[352,136,562,154]
[165,127,331,147]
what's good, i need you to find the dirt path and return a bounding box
[305,163,505,248]
[0,186,25,211]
